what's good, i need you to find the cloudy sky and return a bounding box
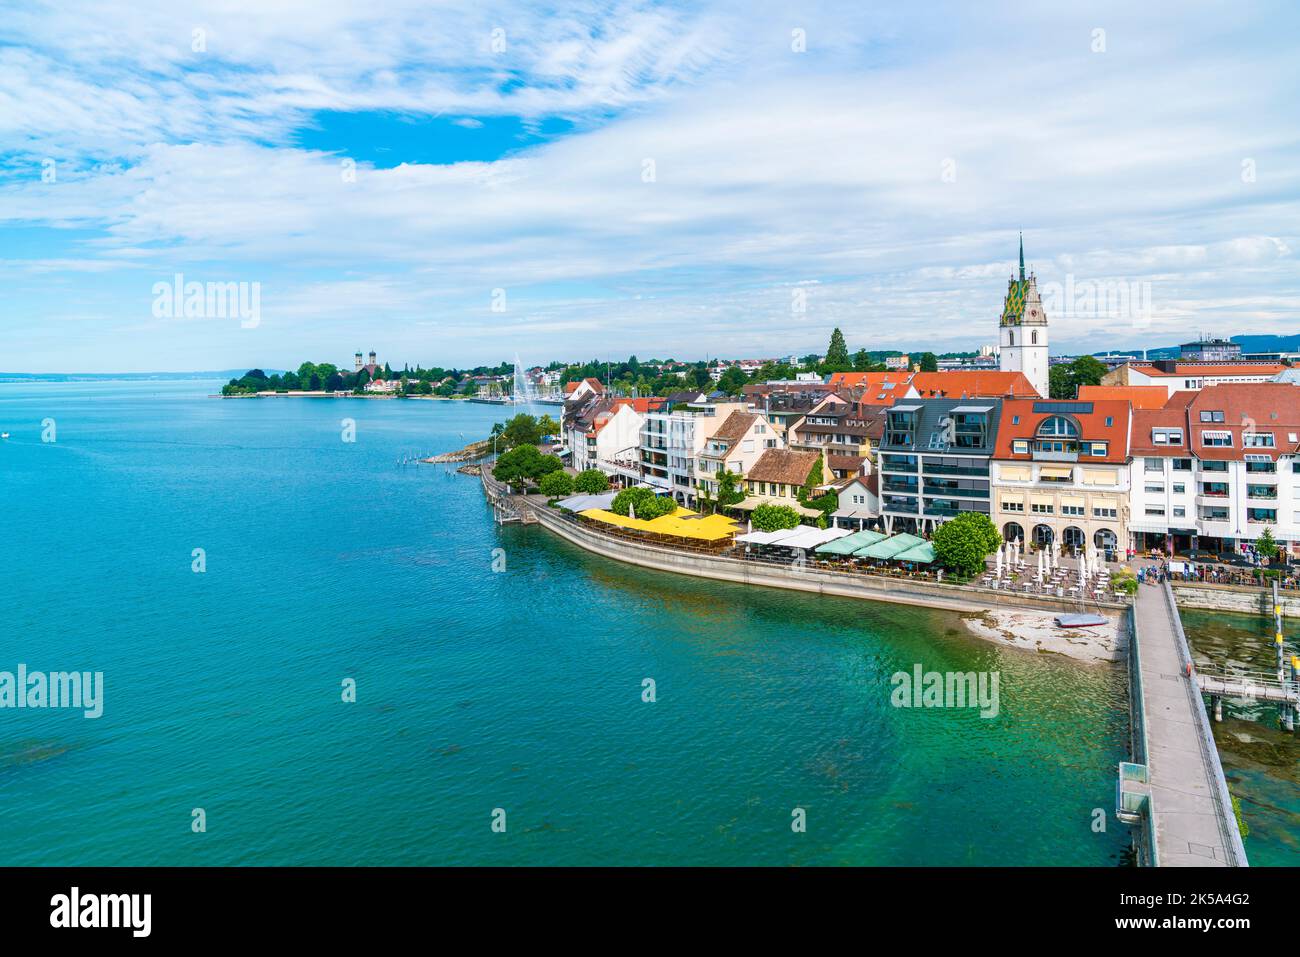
[2,0,1298,372]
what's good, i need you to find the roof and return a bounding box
[825,371,915,404]
[879,398,1003,455]
[707,410,759,445]
[1185,383,1300,461]
[992,398,1131,463]
[1127,362,1287,378]
[827,453,866,473]
[910,370,1039,399]
[745,448,822,485]
[1129,404,1192,456]
[1077,385,1171,409]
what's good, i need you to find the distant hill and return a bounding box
[1096,333,1299,361]
[0,370,286,382]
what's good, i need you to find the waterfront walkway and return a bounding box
[1134,581,1248,866]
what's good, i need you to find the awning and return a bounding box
[777,527,852,550]
[815,529,887,555]
[892,540,937,563]
[831,508,876,519]
[732,496,824,518]
[856,532,925,560]
[1039,466,1073,480]
[950,405,993,413]
[735,528,805,545]
[1127,522,1170,534]
[555,492,619,512]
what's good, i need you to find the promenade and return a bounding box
[1133,581,1248,866]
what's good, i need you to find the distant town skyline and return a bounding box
[3,1,1298,372]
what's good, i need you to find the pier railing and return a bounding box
[1123,602,1158,866]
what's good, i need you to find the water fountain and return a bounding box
[511,353,539,410]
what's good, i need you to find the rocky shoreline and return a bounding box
[423,439,491,464]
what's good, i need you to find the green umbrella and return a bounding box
[856,533,924,560]
[814,529,887,555]
[892,540,936,563]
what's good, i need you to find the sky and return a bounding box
[2,0,1298,373]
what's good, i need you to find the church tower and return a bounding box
[998,234,1049,397]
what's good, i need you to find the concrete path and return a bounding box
[1134,581,1248,866]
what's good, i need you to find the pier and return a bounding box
[1129,582,1249,867]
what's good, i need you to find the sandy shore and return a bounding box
[961,608,1125,664]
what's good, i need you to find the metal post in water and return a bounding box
[1274,579,1284,681]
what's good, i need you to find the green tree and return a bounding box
[1069,355,1107,390]
[574,470,611,494]
[717,366,748,395]
[918,352,938,372]
[1256,526,1279,562]
[823,327,851,372]
[932,512,1002,577]
[1048,364,1074,399]
[539,470,575,498]
[611,486,676,520]
[497,414,543,449]
[493,445,563,487]
[715,469,745,507]
[751,503,802,532]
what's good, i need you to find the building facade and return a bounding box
[695,410,782,499]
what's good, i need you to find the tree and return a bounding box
[574,470,611,494]
[611,486,675,520]
[1256,526,1279,562]
[751,503,802,532]
[1069,355,1107,390]
[1048,364,1074,400]
[919,352,938,373]
[493,445,563,487]
[717,366,748,395]
[823,327,851,372]
[715,469,745,507]
[932,512,1002,577]
[497,414,543,449]
[539,471,575,498]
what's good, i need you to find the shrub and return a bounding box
[751,503,802,532]
[574,469,610,494]
[539,471,575,498]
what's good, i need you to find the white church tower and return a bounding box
[998,234,1049,397]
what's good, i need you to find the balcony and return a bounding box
[1246,487,1278,501]
[922,462,989,477]
[923,483,989,499]
[883,480,920,495]
[1032,449,1079,463]
[883,496,920,514]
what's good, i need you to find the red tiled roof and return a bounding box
[993,399,1131,463]
[1185,383,1300,461]
[1077,385,1171,410]
[1129,405,1192,456]
[911,370,1038,399]
[746,448,822,485]
[1131,362,1286,377]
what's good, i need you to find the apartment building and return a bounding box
[1126,383,1300,556]
[990,399,1132,557]
[695,410,782,499]
[1101,360,1287,397]
[569,397,658,473]
[639,395,746,506]
[875,399,1002,535]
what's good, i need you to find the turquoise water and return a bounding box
[1180,608,1300,867]
[1,381,1131,865]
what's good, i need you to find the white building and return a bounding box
[695,410,783,500]
[997,236,1050,399]
[640,396,746,505]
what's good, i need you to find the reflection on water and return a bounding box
[1180,607,1300,867]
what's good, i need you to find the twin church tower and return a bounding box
[997,233,1050,397]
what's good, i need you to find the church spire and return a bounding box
[1018,232,1025,281]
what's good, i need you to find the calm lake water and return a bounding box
[1180,608,1300,867]
[3,380,1137,864]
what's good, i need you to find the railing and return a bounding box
[1124,602,1158,865]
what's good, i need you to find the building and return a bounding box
[639,395,746,505]
[1101,360,1287,397]
[569,397,657,474]
[1124,383,1300,557]
[997,235,1050,398]
[884,355,911,371]
[990,399,1132,557]
[363,377,400,394]
[831,473,881,529]
[746,389,825,440]
[1180,338,1241,362]
[695,410,782,500]
[353,350,381,378]
[738,448,828,519]
[875,398,1002,535]
[562,378,606,404]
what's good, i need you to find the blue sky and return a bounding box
[1,0,1298,372]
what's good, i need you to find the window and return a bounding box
[1199,410,1226,423]
[755,424,765,434]
[1243,433,1275,447]
[1004,501,1024,512]
[1105,416,1114,427]
[1201,460,1228,472]
[1145,458,1164,473]
[1172,459,1192,471]
[1172,483,1186,494]
[1093,506,1118,519]
[1152,428,1183,445]
[1032,330,1038,344]
[1145,484,1164,494]
[1201,431,1233,447]
[1173,507,1186,518]
[1008,331,1014,346]
[1086,442,1108,456]
[1031,503,1054,514]
[1037,416,1080,438]
[1012,439,1029,455]
[1062,505,1084,516]
[1145,507,1166,516]
[1011,415,1020,425]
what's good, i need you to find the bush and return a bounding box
[611,486,675,520]
[932,512,1002,577]
[1110,571,1138,595]
[539,471,575,498]
[751,503,802,532]
[574,469,610,494]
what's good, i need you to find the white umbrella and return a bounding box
[629,502,636,520]
[1079,550,1086,583]
[747,519,752,534]
[1037,549,1044,583]
[995,545,1003,579]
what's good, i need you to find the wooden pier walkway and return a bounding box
[1133,582,1248,866]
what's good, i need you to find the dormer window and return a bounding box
[1037,416,1079,438]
